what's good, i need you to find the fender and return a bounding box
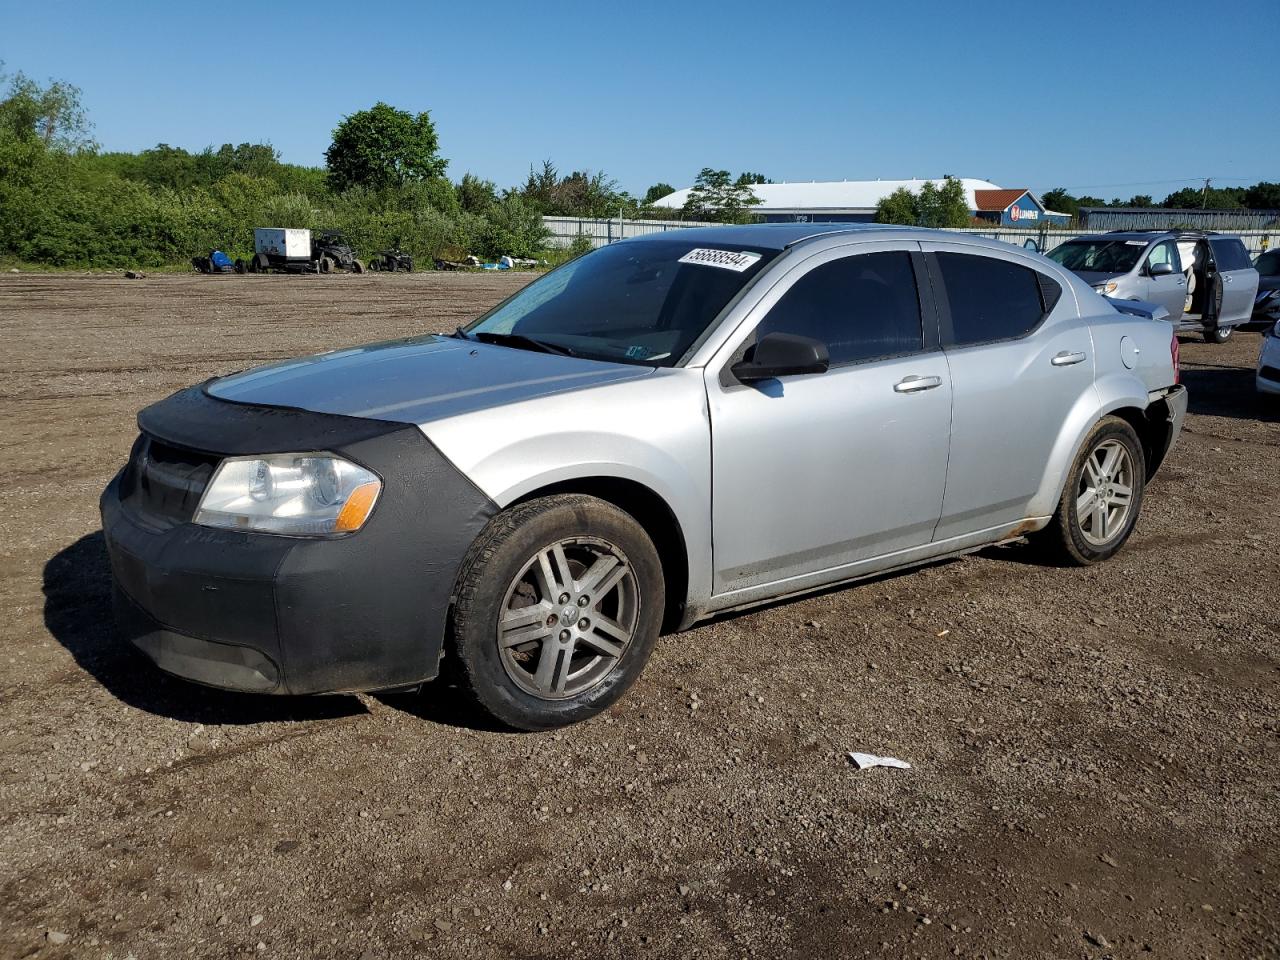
[421,370,714,621]
[1031,370,1150,518]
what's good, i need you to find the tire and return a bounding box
[1035,416,1145,566]
[252,253,270,274]
[233,259,246,274]
[1207,324,1233,344]
[368,258,381,272]
[318,256,333,274]
[450,494,665,730]
[352,259,364,274]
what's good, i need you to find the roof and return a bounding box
[973,189,1031,212]
[617,222,1044,254]
[618,222,897,251]
[651,178,1004,213]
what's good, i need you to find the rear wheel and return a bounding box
[1035,417,1145,566]
[450,495,664,730]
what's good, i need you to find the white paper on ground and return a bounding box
[848,752,911,771]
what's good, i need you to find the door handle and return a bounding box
[1176,278,1186,286]
[1051,351,1087,366]
[1224,275,1234,283]
[894,375,942,393]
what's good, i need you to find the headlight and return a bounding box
[1095,281,1119,295]
[195,454,381,536]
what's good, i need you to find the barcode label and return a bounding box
[677,248,763,272]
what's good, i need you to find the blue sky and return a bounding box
[3,0,1276,200]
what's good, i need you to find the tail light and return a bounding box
[1170,331,1180,384]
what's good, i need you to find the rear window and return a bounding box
[1209,237,1253,272]
[935,253,1048,347]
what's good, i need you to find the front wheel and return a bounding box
[1034,416,1145,566]
[1207,324,1233,344]
[450,495,664,730]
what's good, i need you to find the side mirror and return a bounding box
[731,332,830,382]
[1148,261,1174,277]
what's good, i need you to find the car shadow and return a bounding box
[43,532,368,725]
[1180,361,1279,423]
[373,683,516,734]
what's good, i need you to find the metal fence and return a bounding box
[543,216,716,248]
[544,217,1278,257]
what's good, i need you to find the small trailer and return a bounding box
[248,228,364,274]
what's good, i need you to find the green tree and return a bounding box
[875,186,919,225]
[735,171,770,185]
[915,176,971,228]
[458,173,497,213]
[519,160,621,217]
[1124,194,1154,207]
[643,182,675,205]
[1162,185,1244,209]
[0,65,93,151]
[681,168,761,223]
[1244,181,1280,209]
[325,102,447,192]
[1040,188,1080,219]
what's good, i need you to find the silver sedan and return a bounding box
[101,224,1187,729]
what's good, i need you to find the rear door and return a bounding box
[919,242,1094,539]
[1209,237,1260,323]
[705,242,952,596]
[1142,239,1186,320]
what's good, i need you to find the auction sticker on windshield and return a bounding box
[678,248,763,272]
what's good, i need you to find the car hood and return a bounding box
[1069,269,1126,286]
[207,334,655,425]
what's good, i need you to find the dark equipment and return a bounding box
[368,247,415,272]
[192,250,246,274]
[312,231,364,274]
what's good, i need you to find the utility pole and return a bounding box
[1201,178,1211,209]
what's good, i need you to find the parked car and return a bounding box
[1244,247,1280,331]
[1257,319,1280,395]
[1047,231,1259,343]
[100,224,1186,729]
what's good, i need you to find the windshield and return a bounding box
[1256,249,1280,277]
[463,239,780,366]
[1047,239,1148,274]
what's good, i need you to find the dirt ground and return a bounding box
[1,271,1277,960]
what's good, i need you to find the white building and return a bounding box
[652,177,1066,225]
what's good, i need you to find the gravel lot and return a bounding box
[1,271,1277,960]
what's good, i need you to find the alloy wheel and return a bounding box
[497,537,639,699]
[1076,439,1135,546]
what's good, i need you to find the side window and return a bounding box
[754,251,923,366]
[1209,238,1251,272]
[934,253,1048,347]
[1146,241,1179,273]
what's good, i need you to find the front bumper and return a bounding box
[1258,334,1280,395]
[100,384,497,695]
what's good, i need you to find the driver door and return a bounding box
[704,242,952,597]
[1143,240,1186,320]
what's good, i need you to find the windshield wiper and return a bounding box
[472,331,577,357]
[452,325,473,340]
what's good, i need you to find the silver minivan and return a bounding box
[1048,231,1259,343]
